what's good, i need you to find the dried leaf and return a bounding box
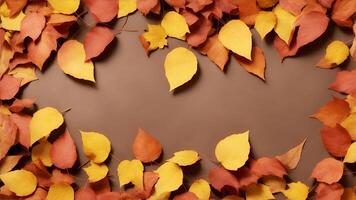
[117,159,144,188]
[84,162,109,183]
[331,0,356,28]
[30,107,64,145]
[310,158,344,184]
[276,138,306,170]
[161,11,189,40]
[137,0,158,15]
[257,0,279,8]
[50,129,77,169]
[173,192,198,200]
[81,131,111,163]
[84,26,115,60]
[317,40,349,68]
[215,131,250,170]
[234,46,266,80]
[133,128,162,163]
[167,150,200,166]
[83,0,118,23]
[50,169,74,185]
[75,187,96,200]
[0,170,37,196]
[187,17,212,47]
[320,125,352,157]
[280,0,307,15]
[0,75,21,100]
[218,20,252,60]
[344,142,356,163]
[199,34,229,71]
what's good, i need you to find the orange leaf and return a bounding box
[310,158,344,184]
[75,187,96,200]
[50,129,77,169]
[5,0,27,17]
[0,113,17,160]
[331,0,356,28]
[329,70,356,95]
[132,128,162,163]
[83,0,118,23]
[234,46,266,80]
[280,0,307,15]
[9,98,35,113]
[10,113,31,148]
[137,0,158,15]
[208,167,239,192]
[20,12,46,41]
[320,125,352,157]
[84,26,115,60]
[316,183,344,200]
[199,34,229,71]
[0,75,21,100]
[250,157,287,178]
[275,138,306,170]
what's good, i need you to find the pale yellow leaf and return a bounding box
[153,162,183,197]
[0,170,37,196]
[46,183,74,200]
[143,24,168,50]
[344,142,356,163]
[255,11,276,39]
[9,64,38,86]
[48,0,80,14]
[117,159,144,188]
[118,0,137,18]
[281,182,309,200]
[341,113,356,140]
[189,179,210,200]
[1,12,26,31]
[83,162,109,183]
[81,131,111,163]
[31,139,53,167]
[273,4,296,45]
[167,150,200,166]
[317,40,350,68]
[161,11,189,40]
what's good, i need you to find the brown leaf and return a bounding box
[234,46,266,80]
[208,167,240,192]
[9,98,35,113]
[329,70,356,95]
[250,157,287,178]
[280,0,307,15]
[331,0,356,28]
[84,26,115,60]
[316,182,344,200]
[20,12,46,41]
[173,192,199,200]
[137,0,158,15]
[10,113,31,148]
[234,166,259,188]
[0,75,21,100]
[0,114,17,160]
[276,138,306,170]
[187,18,212,47]
[312,96,350,127]
[83,0,118,23]
[310,158,344,184]
[50,129,77,169]
[132,128,162,163]
[5,0,27,17]
[199,34,229,71]
[320,125,352,157]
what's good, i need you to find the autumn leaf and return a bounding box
[215,131,250,170]
[47,183,74,200]
[257,0,278,8]
[161,11,189,40]
[152,162,183,198]
[279,0,306,15]
[254,11,276,39]
[167,150,200,166]
[310,158,344,184]
[250,157,287,178]
[30,107,64,145]
[187,17,212,47]
[0,75,21,100]
[50,129,77,169]
[31,139,53,167]
[10,113,31,148]
[47,0,79,14]
[199,34,229,71]
[275,138,306,170]
[5,0,27,17]
[329,69,356,96]
[189,179,210,200]
[234,46,266,80]
[117,159,144,188]
[331,0,356,28]
[234,0,260,25]
[118,0,137,18]
[75,187,96,200]
[164,47,198,91]
[57,40,95,82]
[218,20,252,60]
[9,98,35,113]
[273,4,296,45]
[84,162,109,183]
[281,182,309,200]
[0,155,23,174]
[132,128,162,163]
[315,182,344,200]
[0,170,37,196]
[137,0,158,15]
[1,11,26,31]
[262,176,286,193]
[84,26,115,61]
[20,12,46,41]
[83,0,118,23]
[320,125,352,157]
[341,112,356,140]
[208,167,240,192]
[344,142,356,163]
[317,40,350,68]
[142,24,168,51]
[81,131,111,163]
[245,183,275,200]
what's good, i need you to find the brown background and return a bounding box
[23,13,355,192]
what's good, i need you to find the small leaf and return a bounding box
[132,128,162,163]
[255,11,276,39]
[189,179,210,200]
[0,170,37,196]
[344,142,356,163]
[276,138,306,170]
[317,40,349,68]
[142,24,168,51]
[117,159,144,188]
[81,131,111,163]
[161,11,189,40]
[310,158,344,184]
[84,162,109,183]
[167,150,200,166]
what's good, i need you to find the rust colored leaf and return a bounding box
[50,129,77,169]
[173,192,199,200]
[318,0,335,8]
[23,162,52,187]
[137,0,158,15]
[75,187,96,200]
[9,98,35,113]
[0,114,17,160]
[10,113,31,148]
[180,9,199,26]
[90,176,111,194]
[276,139,306,170]
[312,96,350,127]
[208,167,240,192]
[187,18,212,47]
[20,12,46,41]
[329,70,356,95]
[234,46,266,80]
[143,171,159,197]
[5,0,27,17]
[28,25,62,70]
[280,0,307,15]
[315,183,344,200]
[165,0,185,9]
[84,26,115,61]
[234,166,259,188]
[132,128,162,163]
[331,0,356,28]
[0,75,21,100]
[84,0,118,23]
[310,158,344,184]
[320,125,352,157]
[250,157,287,178]
[235,0,260,25]
[199,34,229,71]
[187,0,213,12]
[50,169,75,185]
[25,187,47,200]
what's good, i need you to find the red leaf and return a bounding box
[310,158,344,184]
[50,129,77,169]
[10,113,31,149]
[20,12,46,41]
[173,192,199,200]
[28,25,62,70]
[0,75,21,100]
[280,0,307,15]
[180,9,199,27]
[315,182,344,200]
[5,0,27,17]
[329,70,356,95]
[187,0,213,12]
[0,114,17,160]
[331,0,356,28]
[199,34,229,71]
[75,187,96,200]
[250,157,287,178]
[187,18,212,47]
[208,167,240,192]
[50,169,75,185]
[84,26,115,61]
[320,125,352,157]
[312,96,350,127]
[84,0,118,22]
[165,0,185,9]
[235,0,260,25]
[9,98,35,113]
[137,0,159,15]
[234,46,266,80]
[234,166,259,188]
[132,128,162,163]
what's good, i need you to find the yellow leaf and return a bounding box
[189,179,210,200]
[255,11,276,39]
[143,24,168,51]
[0,155,23,174]
[341,113,356,140]
[0,105,11,115]
[344,142,356,163]
[83,162,109,183]
[47,0,80,14]
[215,131,250,170]
[47,183,74,200]
[281,182,309,200]
[118,0,137,18]
[223,195,244,200]
[246,184,275,200]
[161,11,189,40]
[81,131,111,163]
[153,162,183,197]
[164,47,198,91]
[57,40,95,82]
[218,20,252,60]
[273,4,296,45]
[31,139,53,167]
[9,64,38,86]
[30,107,64,146]
[262,176,286,193]
[167,150,200,166]
[346,95,356,113]
[342,188,356,200]
[1,11,26,31]
[117,159,144,188]
[257,0,278,8]
[0,170,37,196]
[0,2,10,17]
[317,40,349,68]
